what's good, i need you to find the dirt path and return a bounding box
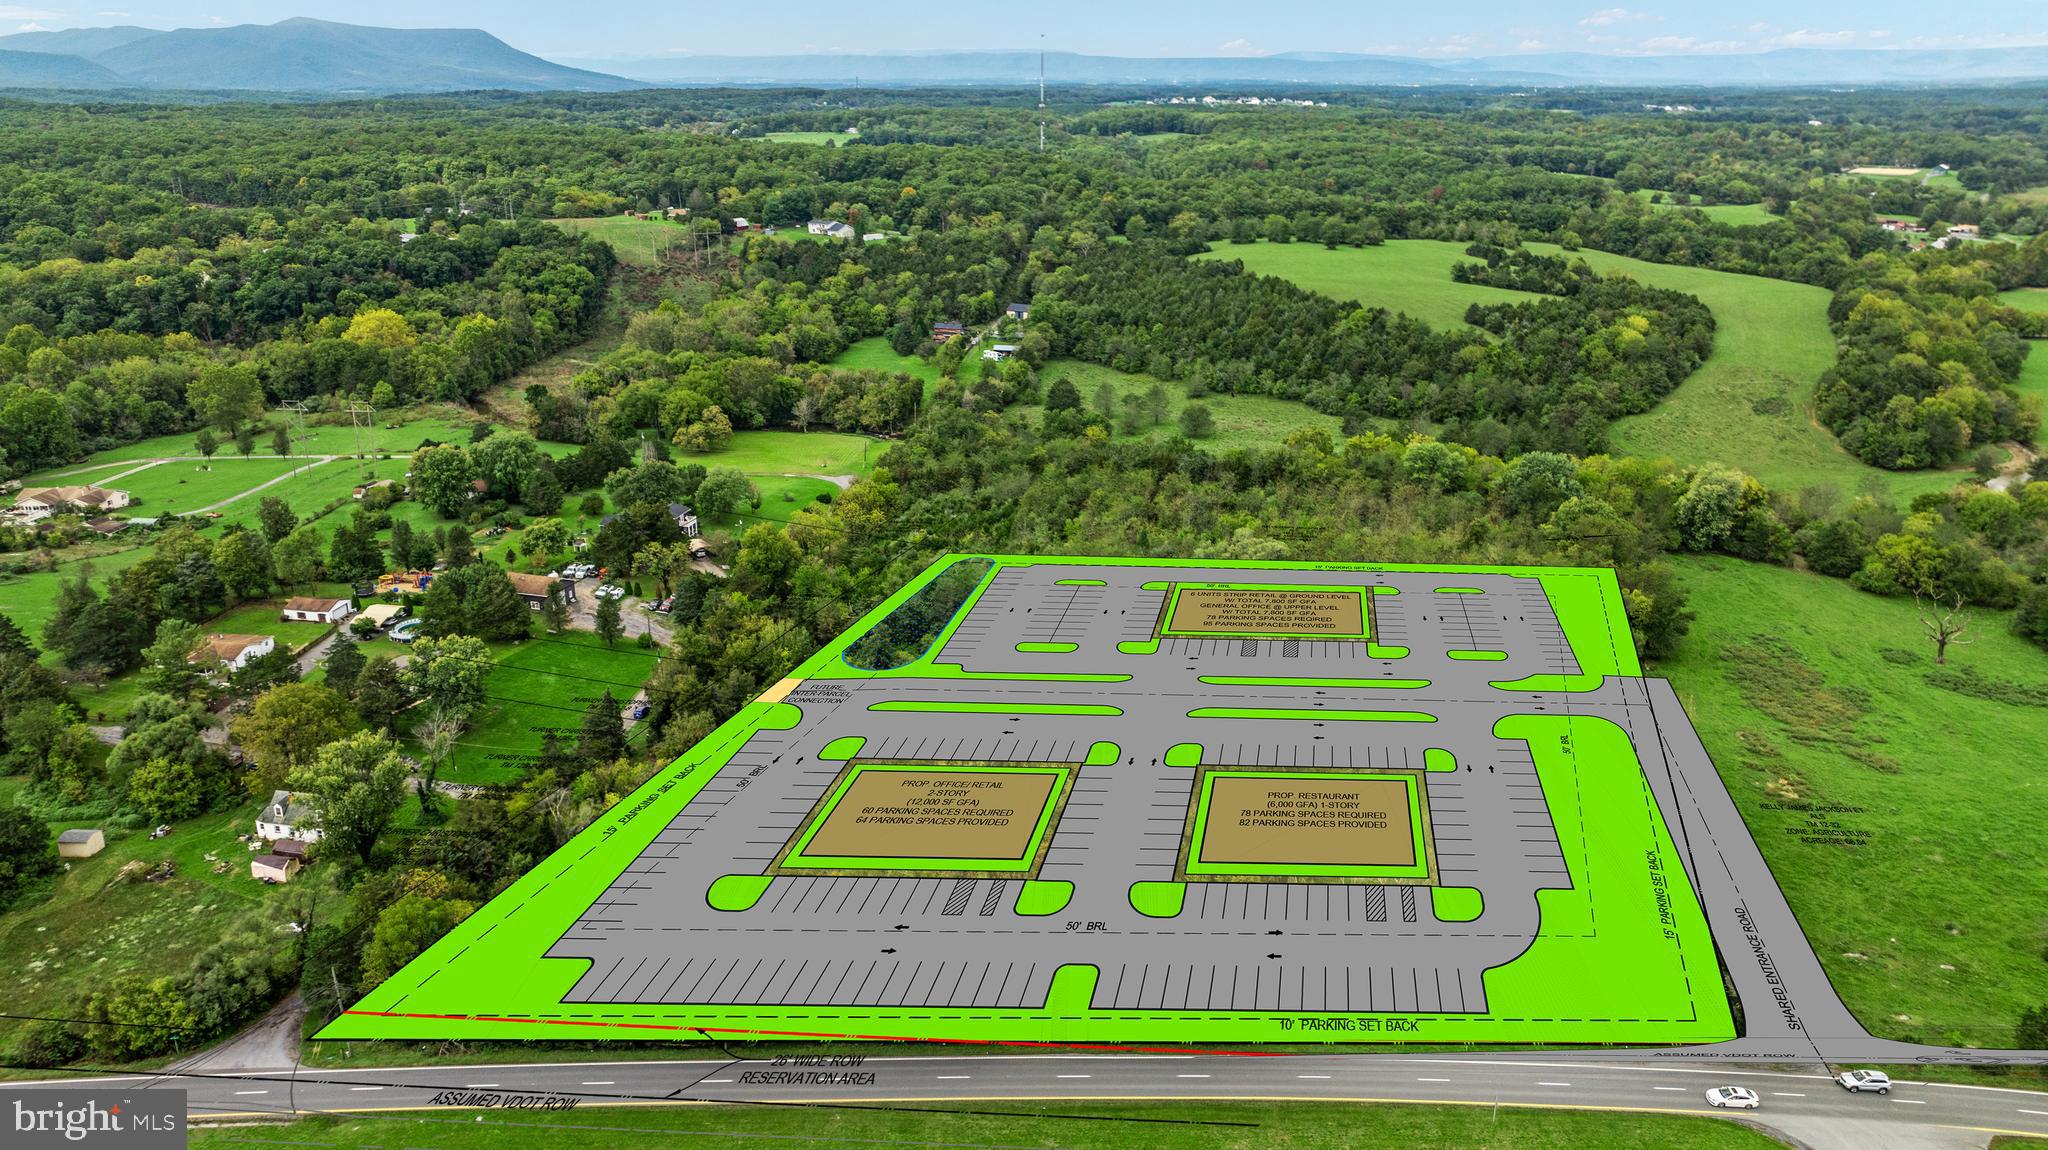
[166,990,305,1073]
[194,457,337,512]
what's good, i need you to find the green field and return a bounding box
[1018,359,1347,452]
[699,429,881,477]
[547,216,692,266]
[321,556,1727,1047]
[1200,239,1971,502]
[831,335,942,383]
[0,790,312,1062]
[27,413,479,472]
[2017,347,2048,411]
[185,1101,1783,1150]
[108,458,305,517]
[2001,289,2048,314]
[1629,189,1780,226]
[1194,239,1536,330]
[762,130,847,146]
[1662,555,2048,1045]
[0,544,157,649]
[404,629,660,785]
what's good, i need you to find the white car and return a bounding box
[1837,1069,1891,1094]
[1704,1086,1760,1109]
[596,584,626,600]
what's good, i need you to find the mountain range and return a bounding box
[2,19,2048,95]
[592,45,2048,88]
[0,18,637,93]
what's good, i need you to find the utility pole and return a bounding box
[347,402,376,478]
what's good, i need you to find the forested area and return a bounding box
[1,82,2046,1065]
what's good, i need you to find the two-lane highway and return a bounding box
[15,1053,2048,1150]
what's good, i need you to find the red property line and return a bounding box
[341,1010,1286,1057]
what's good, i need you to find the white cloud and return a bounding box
[1636,35,1744,53]
[1517,38,1547,51]
[1760,28,1863,48]
[16,21,50,31]
[1218,38,1270,57]
[1579,8,1650,27]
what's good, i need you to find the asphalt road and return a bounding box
[16,1053,2048,1149]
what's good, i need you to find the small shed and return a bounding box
[271,838,309,862]
[283,596,355,624]
[251,854,300,884]
[57,828,105,859]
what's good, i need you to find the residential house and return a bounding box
[1948,223,1981,238]
[931,319,966,342]
[806,218,835,234]
[251,854,300,883]
[468,478,488,499]
[1005,302,1031,321]
[863,232,886,243]
[257,790,323,842]
[282,596,355,624]
[507,570,577,610]
[666,503,701,535]
[56,828,105,859]
[732,217,754,232]
[192,633,275,672]
[13,485,131,520]
[981,344,1019,362]
[824,221,857,240]
[83,518,128,536]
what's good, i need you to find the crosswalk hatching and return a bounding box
[544,562,1638,1019]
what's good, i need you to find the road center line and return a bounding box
[1055,1075,1091,1079]
[1538,1081,1573,1087]
[1417,1077,1452,1083]
[581,1081,615,1085]
[1771,1092,1805,1097]
[935,1075,971,1080]
[1177,1074,1211,1079]
[1653,1086,1686,1092]
[349,1086,384,1092]
[463,1084,499,1088]
[232,1090,268,1096]
[2018,1109,2048,1116]
[1892,1099,1925,1105]
[1297,1074,1332,1079]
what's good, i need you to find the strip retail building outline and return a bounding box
[325,555,1923,1055]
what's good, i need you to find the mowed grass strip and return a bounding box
[112,457,305,516]
[184,1101,1785,1150]
[1663,554,2048,1044]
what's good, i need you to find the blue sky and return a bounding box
[5,1,2045,59]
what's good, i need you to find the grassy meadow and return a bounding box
[1018,359,1347,452]
[0,791,316,1060]
[547,216,693,266]
[1201,239,1973,502]
[402,629,659,785]
[763,130,847,146]
[1662,556,2048,1045]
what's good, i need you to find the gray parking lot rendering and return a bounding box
[322,556,2048,1064]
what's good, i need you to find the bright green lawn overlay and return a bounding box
[321,555,1728,1047]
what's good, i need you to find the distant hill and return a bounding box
[0,25,161,58]
[0,47,124,89]
[0,17,639,93]
[594,44,2048,88]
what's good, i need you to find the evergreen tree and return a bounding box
[594,593,623,648]
[578,690,626,766]
[323,633,366,697]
